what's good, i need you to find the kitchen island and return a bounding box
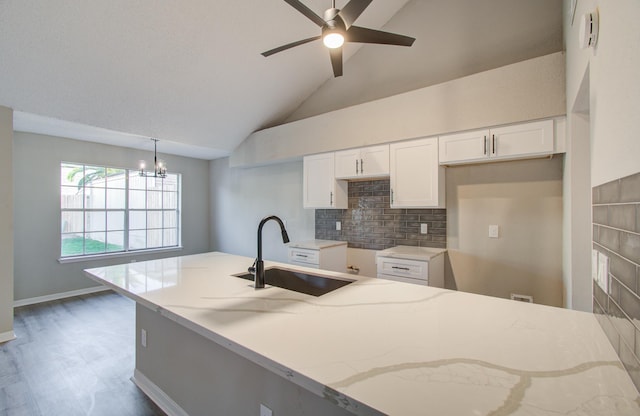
[85,252,639,415]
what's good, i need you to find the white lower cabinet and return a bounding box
[389,137,445,208]
[376,253,445,288]
[439,119,554,165]
[288,242,347,273]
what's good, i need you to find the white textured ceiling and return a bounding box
[0,0,410,159]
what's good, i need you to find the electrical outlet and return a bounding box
[141,329,147,348]
[259,404,272,416]
[336,221,341,231]
[420,224,428,234]
[488,225,499,238]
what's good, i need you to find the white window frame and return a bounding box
[59,162,182,263]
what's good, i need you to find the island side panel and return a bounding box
[134,304,358,416]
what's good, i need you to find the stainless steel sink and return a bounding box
[234,267,353,297]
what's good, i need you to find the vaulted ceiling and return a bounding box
[0,0,562,159]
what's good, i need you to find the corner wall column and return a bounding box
[0,105,15,343]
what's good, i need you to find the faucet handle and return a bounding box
[248,258,257,274]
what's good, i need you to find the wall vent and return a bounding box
[510,293,533,303]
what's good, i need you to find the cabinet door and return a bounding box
[360,145,389,177]
[303,153,347,209]
[490,120,553,159]
[334,149,360,179]
[438,129,490,164]
[390,137,445,208]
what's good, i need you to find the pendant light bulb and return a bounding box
[323,32,344,49]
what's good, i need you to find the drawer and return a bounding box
[376,257,428,280]
[288,248,319,265]
[377,274,428,286]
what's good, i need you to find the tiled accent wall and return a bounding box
[592,171,640,391]
[315,179,446,250]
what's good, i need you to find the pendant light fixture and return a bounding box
[138,138,167,178]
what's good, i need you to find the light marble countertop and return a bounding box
[287,239,348,250]
[85,252,640,415]
[376,245,447,261]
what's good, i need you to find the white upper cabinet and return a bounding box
[439,119,554,165]
[303,153,348,209]
[335,145,389,179]
[390,137,445,208]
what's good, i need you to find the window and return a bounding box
[60,163,181,258]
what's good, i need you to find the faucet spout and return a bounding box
[253,215,290,289]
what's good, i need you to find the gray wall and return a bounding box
[12,132,210,301]
[0,106,14,340]
[136,304,353,416]
[209,157,314,263]
[445,158,564,307]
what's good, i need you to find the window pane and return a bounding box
[147,229,162,248]
[107,211,125,231]
[129,190,146,209]
[147,191,162,209]
[83,166,106,188]
[106,170,126,189]
[106,231,125,252]
[61,186,83,209]
[85,211,106,232]
[61,234,84,256]
[106,189,126,209]
[61,211,83,233]
[128,230,146,250]
[61,163,182,257]
[129,211,146,230]
[147,177,163,191]
[147,211,162,229]
[129,172,146,190]
[61,163,84,187]
[85,187,106,209]
[163,228,177,246]
[163,192,177,209]
[163,174,178,192]
[85,232,107,254]
[163,211,177,228]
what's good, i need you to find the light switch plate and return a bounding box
[336,221,341,231]
[420,224,428,234]
[488,225,499,238]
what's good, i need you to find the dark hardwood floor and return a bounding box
[0,291,165,416]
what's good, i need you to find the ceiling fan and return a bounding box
[261,0,415,77]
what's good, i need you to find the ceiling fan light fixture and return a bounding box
[323,31,344,48]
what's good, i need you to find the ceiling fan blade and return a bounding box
[346,25,415,47]
[329,47,343,77]
[261,35,322,57]
[283,0,326,27]
[338,0,373,28]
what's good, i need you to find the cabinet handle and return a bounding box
[392,266,411,271]
[295,254,309,258]
[360,158,364,174]
[492,134,496,155]
[355,159,359,174]
[391,189,394,204]
[330,191,333,206]
[483,136,487,155]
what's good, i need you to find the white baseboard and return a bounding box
[13,286,112,307]
[132,369,189,416]
[0,330,16,344]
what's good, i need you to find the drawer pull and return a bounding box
[391,266,410,271]
[295,254,309,258]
